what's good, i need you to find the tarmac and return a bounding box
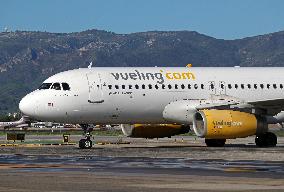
[0,135,283,191]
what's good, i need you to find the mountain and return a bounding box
[1,29,284,114]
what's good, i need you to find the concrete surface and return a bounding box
[0,136,283,192]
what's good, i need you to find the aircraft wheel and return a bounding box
[79,139,93,149]
[255,135,264,147]
[205,139,226,147]
[255,132,277,147]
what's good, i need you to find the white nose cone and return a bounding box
[19,94,35,117]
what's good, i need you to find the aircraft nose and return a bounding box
[19,94,36,117]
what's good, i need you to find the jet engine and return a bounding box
[121,124,190,138]
[192,110,268,139]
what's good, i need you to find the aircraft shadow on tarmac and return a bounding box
[79,143,284,150]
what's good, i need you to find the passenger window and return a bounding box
[260,84,264,89]
[122,85,125,89]
[181,84,185,89]
[228,84,232,89]
[267,84,270,89]
[273,84,277,89]
[108,85,112,89]
[142,84,145,89]
[135,84,139,89]
[155,84,159,89]
[280,84,283,89]
[162,84,166,89]
[62,83,70,91]
[254,84,257,89]
[188,84,191,89]
[129,85,132,89]
[247,84,251,89]
[39,83,52,90]
[241,84,244,89]
[51,83,61,90]
[194,84,198,89]
[115,85,119,89]
[175,84,178,89]
[201,84,204,89]
[168,84,172,89]
[148,84,152,89]
[235,84,238,89]
[210,84,214,89]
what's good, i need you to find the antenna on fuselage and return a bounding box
[88,62,93,69]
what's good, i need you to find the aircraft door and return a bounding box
[86,72,104,103]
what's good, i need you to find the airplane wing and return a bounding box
[247,98,284,115]
[247,98,284,108]
[195,101,240,110]
[196,97,284,115]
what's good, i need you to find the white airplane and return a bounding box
[19,66,284,148]
[0,116,29,129]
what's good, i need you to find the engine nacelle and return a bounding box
[163,100,198,124]
[192,110,268,139]
[121,124,190,138]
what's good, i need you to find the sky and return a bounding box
[0,0,284,40]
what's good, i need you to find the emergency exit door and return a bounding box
[208,81,227,95]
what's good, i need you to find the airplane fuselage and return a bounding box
[0,119,25,129]
[19,67,284,124]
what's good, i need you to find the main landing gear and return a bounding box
[205,132,277,147]
[255,132,277,147]
[79,124,93,149]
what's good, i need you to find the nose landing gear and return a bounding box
[79,124,93,149]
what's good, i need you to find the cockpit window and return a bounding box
[38,83,52,90]
[62,83,70,91]
[51,83,61,90]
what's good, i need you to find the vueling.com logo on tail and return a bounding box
[111,70,195,84]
